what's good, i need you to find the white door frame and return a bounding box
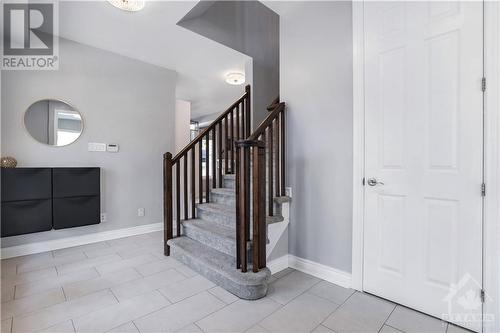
[351,2,500,332]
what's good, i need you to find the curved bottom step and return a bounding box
[167,236,270,300]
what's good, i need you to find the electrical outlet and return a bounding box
[138,208,145,217]
[285,187,292,198]
[100,213,107,222]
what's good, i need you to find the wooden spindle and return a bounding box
[281,111,286,196]
[275,117,280,197]
[240,146,250,272]
[163,153,173,255]
[176,162,180,237]
[184,155,188,220]
[245,85,251,137]
[212,129,216,189]
[199,142,202,204]
[235,146,241,269]
[218,122,223,187]
[191,148,195,218]
[230,110,234,173]
[205,134,210,203]
[224,117,229,174]
[236,104,240,140]
[268,125,274,216]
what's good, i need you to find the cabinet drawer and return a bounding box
[53,168,100,198]
[1,200,53,237]
[53,196,100,229]
[1,168,52,202]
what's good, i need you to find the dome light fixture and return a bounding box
[107,0,145,12]
[225,72,245,85]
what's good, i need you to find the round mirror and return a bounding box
[24,99,83,147]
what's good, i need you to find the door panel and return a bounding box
[363,2,483,331]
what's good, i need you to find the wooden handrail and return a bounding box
[248,102,285,141]
[266,96,280,111]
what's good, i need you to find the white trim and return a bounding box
[351,0,365,292]
[267,255,289,275]
[483,2,500,332]
[0,223,163,259]
[288,255,352,289]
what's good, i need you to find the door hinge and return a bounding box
[482,77,486,92]
[481,183,486,197]
[481,289,486,303]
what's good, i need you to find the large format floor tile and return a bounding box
[260,292,339,333]
[111,268,186,301]
[134,292,225,333]
[196,296,282,332]
[73,291,169,333]
[11,289,117,333]
[322,292,396,333]
[39,320,76,333]
[386,305,447,333]
[159,275,216,303]
[307,280,355,305]
[2,288,66,320]
[0,234,460,333]
[15,268,99,299]
[267,270,320,305]
[63,267,141,300]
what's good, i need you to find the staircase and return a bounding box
[163,85,288,300]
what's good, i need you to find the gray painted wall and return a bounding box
[279,2,354,272]
[1,38,177,239]
[178,0,279,128]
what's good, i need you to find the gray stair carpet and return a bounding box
[167,173,279,300]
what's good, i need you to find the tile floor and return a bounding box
[1,231,471,333]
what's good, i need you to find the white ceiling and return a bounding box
[58,1,251,119]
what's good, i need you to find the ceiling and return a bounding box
[58,1,251,119]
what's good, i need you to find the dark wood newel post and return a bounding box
[253,141,266,272]
[163,152,173,256]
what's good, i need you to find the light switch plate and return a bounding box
[88,142,106,152]
[285,187,292,198]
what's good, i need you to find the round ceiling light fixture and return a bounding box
[225,72,245,85]
[107,0,145,12]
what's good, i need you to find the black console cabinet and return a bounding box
[1,168,100,237]
[53,168,100,229]
[1,168,53,237]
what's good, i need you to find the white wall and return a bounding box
[277,1,353,272]
[1,38,177,245]
[175,100,191,153]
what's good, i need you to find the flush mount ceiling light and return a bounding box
[107,0,145,12]
[225,72,245,85]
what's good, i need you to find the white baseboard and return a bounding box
[267,255,289,274]
[288,255,352,289]
[0,223,163,259]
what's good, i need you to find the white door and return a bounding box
[363,2,483,331]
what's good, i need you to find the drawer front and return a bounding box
[1,168,52,202]
[52,168,100,198]
[53,196,100,229]
[1,199,53,237]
